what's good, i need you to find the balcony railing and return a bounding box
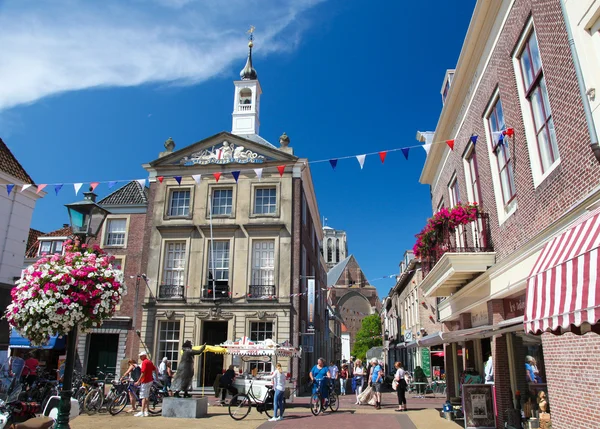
[201,282,231,301]
[247,285,276,301]
[421,212,493,278]
[158,284,185,300]
[237,104,252,112]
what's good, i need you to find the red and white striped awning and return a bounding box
[525,208,600,333]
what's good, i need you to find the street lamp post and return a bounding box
[56,189,109,429]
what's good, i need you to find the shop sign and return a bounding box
[471,306,489,328]
[307,279,315,330]
[404,330,413,341]
[462,384,495,429]
[503,293,526,319]
[420,347,431,378]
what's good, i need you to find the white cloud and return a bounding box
[0,0,324,110]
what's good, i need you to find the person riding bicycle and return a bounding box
[309,358,331,402]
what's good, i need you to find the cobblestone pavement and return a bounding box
[70,391,462,429]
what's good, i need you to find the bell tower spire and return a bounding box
[232,26,262,136]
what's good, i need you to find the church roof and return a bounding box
[327,255,353,287]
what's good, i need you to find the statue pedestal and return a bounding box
[162,397,208,418]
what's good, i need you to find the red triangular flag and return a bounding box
[446,140,455,150]
[504,128,514,138]
[277,165,285,177]
[90,182,100,191]
[213,172,222,182]
[379,151,387,163]
[157,176,164,183]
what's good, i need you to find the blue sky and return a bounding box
[1,0,475,301]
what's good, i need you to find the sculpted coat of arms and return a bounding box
[180,141,266,165]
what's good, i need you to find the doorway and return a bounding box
[87,333,119,375]
[201,321,228,387]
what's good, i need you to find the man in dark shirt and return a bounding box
[219,365,238,405]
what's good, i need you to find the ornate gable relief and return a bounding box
[246,311,277,320]
[196,307,234,320]
[179,141,269,166]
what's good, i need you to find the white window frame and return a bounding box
[447,174,465,247]
[513,19,561,187]
[248,321,274,373]
[253,187,277,215]
[251,240,275,286]
[38,239,65,256]
[484,89,518,226]
[210,188,234,216]
[105,218,127,247]
[463,144,486,248]
[157,320,182,371]
[168,189,191,217]
[162,241,187,286]
[207,240,230,282]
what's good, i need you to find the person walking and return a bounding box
[339,364,348,395]
[353,359,365,404]
[393,361,407,412]
[268,363,286,422]
[368,358,383,410]
[22,352,39,388]
[134,351,156,417]
[158,357,173,394]
[328,361,339,394]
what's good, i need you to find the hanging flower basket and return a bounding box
[413,202,480,258]
[5,240,125,346]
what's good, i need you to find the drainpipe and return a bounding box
[559,0,600,164]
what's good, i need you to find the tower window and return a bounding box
[327,238,333,262]
[239,88,252,105]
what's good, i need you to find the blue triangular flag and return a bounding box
[6,184,14,195]
[329,159,338,170]
[401,148,410,160]
[108,181,117,189]
[498,133,504,144]
[174,176,182,185]
[470,135,478,144]
[54,184,63,196]
[231,171,241,183]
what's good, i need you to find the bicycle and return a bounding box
[108,380,163,415]
[310,379,338,416]
[83,371,115,414]
[227,380,276,421]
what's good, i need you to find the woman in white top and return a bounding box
[268,363,286,422]
[353,359,365,404]
[394,361,407,411]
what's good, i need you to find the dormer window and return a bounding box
[38,239,64,256]
[441,70,455,105]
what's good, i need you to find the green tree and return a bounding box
[351,314,382,361]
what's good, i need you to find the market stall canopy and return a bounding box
[9,329,66,349]
[219,338,302,358]
[185,345,227,354]
[525,206,600,334]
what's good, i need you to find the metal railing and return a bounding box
[158,284,185,300]
[421,212,493,278]
[201,282,231,301]
[247,284,276,300]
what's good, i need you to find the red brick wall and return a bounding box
[429,0,600,261]
[541,332,600,429]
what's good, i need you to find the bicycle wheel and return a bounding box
[84,388,104,414]
[263,396,274,419]
[329,392,339,412]
[310,393,322,416]
[74,387,87,414]
[147,389,163,415]
[102,389,117,412]
[228,394,251,421]
[108,391,128,416]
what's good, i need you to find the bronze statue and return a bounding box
[171,341,206,398]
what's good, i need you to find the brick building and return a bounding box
[327,255,381,355]
[21,181,150,375]
[416,1,600,428]
[384,250,443,378]
[138,37,328,389]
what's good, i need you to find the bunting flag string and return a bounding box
[2,127,514,197]
[231,171,240,183]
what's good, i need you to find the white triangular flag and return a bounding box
[492,131,503,144]
[136,178,146,188]
[21,184,32,192]
[73,183,83,196]
[192,174,201,184]
[356,154,366,169]
[422,143,432,154]
[254,168,263,180]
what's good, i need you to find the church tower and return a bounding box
[232,27,262,136]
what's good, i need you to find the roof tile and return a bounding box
[0,138,35,184]
[98,181,148,206]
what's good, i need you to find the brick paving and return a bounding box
[70,391,463,429]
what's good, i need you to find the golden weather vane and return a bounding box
[247,25,255,42]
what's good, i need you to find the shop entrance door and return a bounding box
[87,333,119,375]
[201,321,228,387]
